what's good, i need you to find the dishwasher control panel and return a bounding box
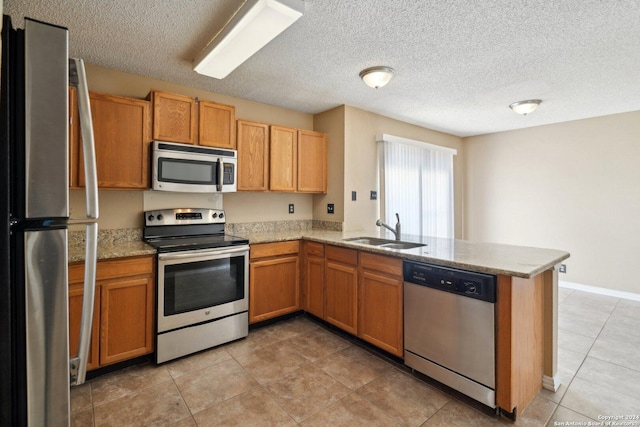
[403,261,496,303]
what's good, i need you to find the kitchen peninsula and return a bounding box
[68,227,569,418]
[239,228,569,418]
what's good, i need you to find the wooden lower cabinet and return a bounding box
[358,252,404,357]
[324,245,358,335]
[68,255,155,370]
[249,241,300,323]
[302,241,325,318]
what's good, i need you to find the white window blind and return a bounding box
[378,134,456,238]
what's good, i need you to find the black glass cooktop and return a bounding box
[144,234,249,253]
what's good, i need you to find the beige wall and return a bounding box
[464,111,640,295]
[313,106,346,223]
[72,63,316,228]
[339,106,465,235]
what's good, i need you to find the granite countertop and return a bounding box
[68,228,156,263]
[68,225,569,278]
[236,229,570,278]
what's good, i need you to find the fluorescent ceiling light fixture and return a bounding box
[509,99,542,115]
[194,0,304,79]
[359,66,395,89]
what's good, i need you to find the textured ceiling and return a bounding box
[4,0,640,137]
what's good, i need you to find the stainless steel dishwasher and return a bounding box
[404,260,497,408]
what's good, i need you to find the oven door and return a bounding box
[157,245,249,333]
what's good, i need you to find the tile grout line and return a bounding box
[550,292,622,423]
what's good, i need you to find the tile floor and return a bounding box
[71,287,640,426]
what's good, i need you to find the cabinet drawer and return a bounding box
[360,252,403,277]
[250,241,300,259]
[326,245,358,265]
[304,241,325,257]
[69,256,154,283]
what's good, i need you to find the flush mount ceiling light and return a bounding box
[509,99,542,115]
[193,0,304,79]
[359,66,395,89]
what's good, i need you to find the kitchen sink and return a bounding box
[378,242,426,250]
[342,237,426,249]
[343,237,394,245]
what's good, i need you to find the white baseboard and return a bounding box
[560,280,640,302]
[542,374,561,392]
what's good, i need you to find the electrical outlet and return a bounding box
[288,204,294,214]
[559,264,567,273]
[370,191,377,200]
[327,203,334,214]
[352,191,357,201]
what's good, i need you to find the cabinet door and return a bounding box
[359,270,403,356]
[325,247,358,335]
[297,130,327,193]
[99,275,154,366]
[150,90,197,144]
[304,255,325,318]
[68,281,100,371]
[237,120,269,191]
[79,92,150,188]
[199,101,236,149]
[358,253,403,356]
[249,255,300,323]
[270,126,297,191]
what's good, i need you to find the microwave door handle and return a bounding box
[217,157,223,192]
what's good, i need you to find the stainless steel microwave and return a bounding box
[152,141,237,193]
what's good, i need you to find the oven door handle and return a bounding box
[158,245,249,261]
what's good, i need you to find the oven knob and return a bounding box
[157,214,163,221]
[219,212,224,219]
[147,214,154,222]
[212,213,218,218]
[205,310,211,315]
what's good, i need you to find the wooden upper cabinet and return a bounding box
[270,126,297,192]
[199,101,236,149]
[78,92,151,189]
[148,90,197,144]
[237,120,269,191]
[297,129,328,193]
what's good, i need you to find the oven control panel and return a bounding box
[145,208,225,226]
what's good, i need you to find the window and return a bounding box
[378,134,456,238]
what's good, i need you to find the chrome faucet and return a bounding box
[376,213,401,240]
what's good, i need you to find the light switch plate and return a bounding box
[352,191,357,201]
[370,191,377,200]
[288,204,294,214]
[327,203,335,214]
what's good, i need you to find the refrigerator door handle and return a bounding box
[69,58,99,386]
[69,58,99,220]
[69,222,97,386]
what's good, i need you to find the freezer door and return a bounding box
[24,228,70,425]
[24,18,69,219]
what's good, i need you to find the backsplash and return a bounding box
[226,219,342,234]
[68,228,142,246]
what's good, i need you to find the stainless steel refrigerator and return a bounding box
[1,16,99,426]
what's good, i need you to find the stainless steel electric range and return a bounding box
[143,208,249,363]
